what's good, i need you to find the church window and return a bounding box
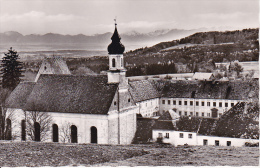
[34,122,41,141]
[71,125,77,143]
[179,133,183,138]
[188,134,192,139]
[6,118,12,140]
[52,124,59,142]
[91,126,98,143]
[112,58,116,67]
[21,120,26,141]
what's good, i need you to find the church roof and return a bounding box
[107,24,125,54]
[162,80,258,100]
[129,80,160,102]
[7,74,118,114]
[5,82,36,109]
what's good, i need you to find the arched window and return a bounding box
[52,124,59,142]
[112,58,116,67]
[21,120,26,141]
[71,125,77,143]
[6,119,12,140]
[91,126,97,143]
[34,122,41,141]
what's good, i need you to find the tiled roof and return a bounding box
[153,120,175,130]
[5,82,36,109]
[7,74,118,114]
[158,110,179,121]
[129,80,160,102]
[162,80,259,100]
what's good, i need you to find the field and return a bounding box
[0,142,258,167]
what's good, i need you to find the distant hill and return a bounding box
[0,29,200,51]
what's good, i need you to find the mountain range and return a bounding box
[0,29,202,50]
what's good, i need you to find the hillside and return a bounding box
[124,28,259,73]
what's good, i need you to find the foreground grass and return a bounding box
[0,142,258,167]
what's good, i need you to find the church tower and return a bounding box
[107,22,126,84]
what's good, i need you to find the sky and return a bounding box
[0,0,259,35]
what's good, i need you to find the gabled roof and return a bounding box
[129,80,160,102]
[158,110,180,121]
[7,74,118,114]
[153,120,175,130]
[5,82,36,109]
[192,72,214,80]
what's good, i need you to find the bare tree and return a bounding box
[25,110,53,141]
[59,121,71,143]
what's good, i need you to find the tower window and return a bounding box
[121,58,123,67]
[112,58,116,67]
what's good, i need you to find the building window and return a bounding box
[184,112,187,116]
[196,101,199,106]
[188,134,192,139]
[184,101,187,105]
[202,112,204,117]
[112,58,116,67]
[128,98,130,102]
[173,100,176,105]
[158,133,162,138]
[215,140,219,146]
[202,102,205,106]
[162,100,165,104]
[165,133,169,138]
[213,102,216,107]
[179,111,182,115]
[190,112,193,116]
[114,101,117,106]
[207,102,210,106]
[207,113,210,117]
[225,103,228,107]
[190,101,193,106]
[179,133,183,138]
[203,139,208,146]
[168,100,171,105]
[227,141,231,146]
[231,103,234,107]
[219,102,222,107]
[196,112,199,116]
[179,101,182,105]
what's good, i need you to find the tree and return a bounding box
[59,121,72,143]
[1,47,23,90]
[25,108,53,141]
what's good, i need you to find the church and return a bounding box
[5,23,138,144]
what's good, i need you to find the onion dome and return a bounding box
[108,24,125,54]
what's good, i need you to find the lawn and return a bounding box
[0,141,258,167]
